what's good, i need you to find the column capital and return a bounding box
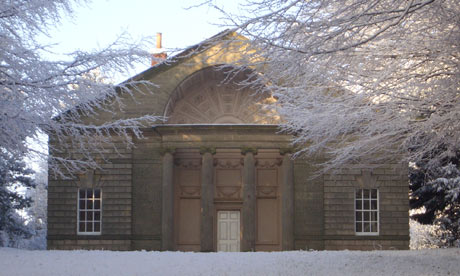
[159,147,176,156]
[199,146,216,155]
[279,147,294,155]
[241,147,257,155]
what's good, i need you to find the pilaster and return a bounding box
[161,148,175,250]
[200,147,215,252]
[241,148,256,251]
[281,150,295,250]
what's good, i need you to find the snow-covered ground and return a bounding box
[1,248,459,276]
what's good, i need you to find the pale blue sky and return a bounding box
[42,0,242,80]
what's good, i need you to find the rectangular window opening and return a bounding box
[77,188,102,235]
[355,188,379,235]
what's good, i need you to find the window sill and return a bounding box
[77,232,102,236]
[355,232,379,236]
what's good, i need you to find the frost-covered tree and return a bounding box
[0,150,35,247]
[206,0,459,172]
[409,219,443,250]
[16,164,48,250]
[207,0,459,245]
[26,167,47,235]
[1,0,159,178]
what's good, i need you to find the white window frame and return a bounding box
[77,188,102,235]
[355,188,379,236]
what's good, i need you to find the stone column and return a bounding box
[161,149,175,251]
[242,148,256,251]
[281,150,295,250]
[200,148,215,252]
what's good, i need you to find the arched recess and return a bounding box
[163,66,279,124]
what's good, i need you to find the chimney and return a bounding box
[156,32,162,49]
[151,32,167,66]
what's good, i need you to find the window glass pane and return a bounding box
[87,222,93,232]
[79,211,85,221]
[86,189,93,199]
[363,212,370,221]
[94,222,100,232]
[94,211,100,220]
[79,200,85,209]
[356,190,362,199]
[94,189,101,199]
[355,200,362,210]
[364,222,370,232]
[356,222,362,232]
[79,189,86,199]
[79,222,85,232]
[87,211,93,221]
[371,200,378,210]
[356,212,362,221]
[371,211,378,221]
[371,189,377,199]
[363,189,370,199]
[371,222,378,232]
[363,200,370,210]
[87,200,93,210]
[94,200,100,210]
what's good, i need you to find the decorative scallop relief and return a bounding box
[256,186,278,198]
[216,186,242,200]
[174,158,201,169]
[214,158,243,169]
[256,158,283,169]
[164,67,280,124]
[179,186,201,198]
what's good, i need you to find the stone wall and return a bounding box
[47,239,131,251]
[294,161,409,251]
[130,133,163,250]
[47,139,134,250]
[48,129,409,251]
[323,164,409,250]
[294,159,325,250]
[48,126,294,251]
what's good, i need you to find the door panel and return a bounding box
[217,210,240,252]
[178,199,200,245]
[175,163,201,252]
[256,164,281,251]
[256,198,279,244]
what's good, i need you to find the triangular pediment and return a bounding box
[79,31,280,125]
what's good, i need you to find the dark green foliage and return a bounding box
[0,150,36,246]
[410,156,460,247]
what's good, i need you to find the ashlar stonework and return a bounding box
[47,31,409,251]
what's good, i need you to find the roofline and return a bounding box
[120,29,243,84]
[53,29,246,121]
